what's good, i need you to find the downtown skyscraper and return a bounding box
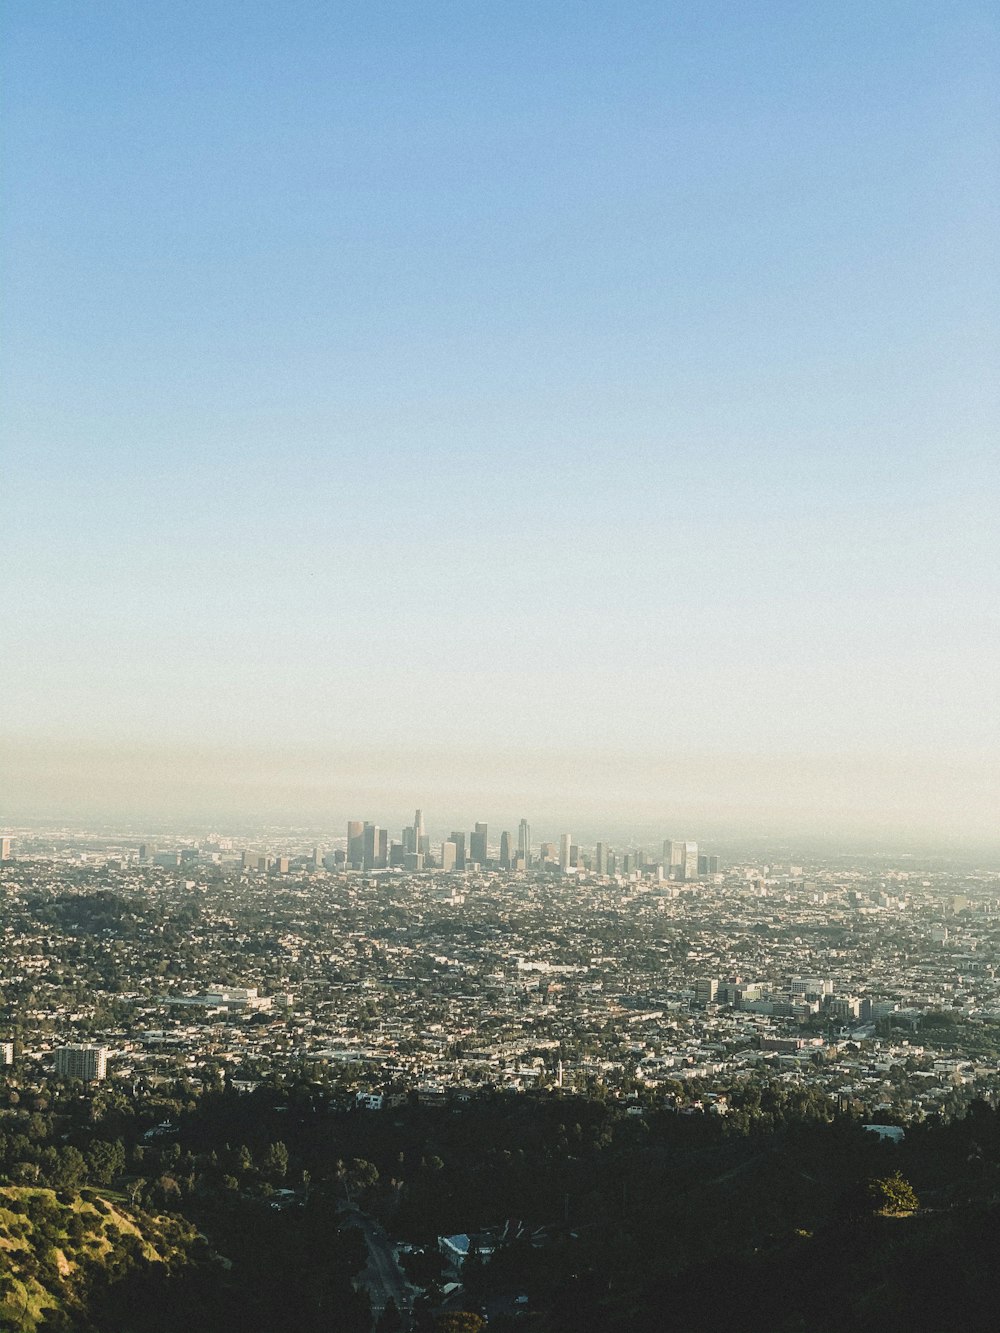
[470,822,488,866]
[518,817,531,867]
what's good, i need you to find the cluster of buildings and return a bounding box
[0,822,998,1122]
[330,815,716,880]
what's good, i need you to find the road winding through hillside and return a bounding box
[348,1207,413,1328]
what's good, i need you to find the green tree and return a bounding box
[435,1315,486,1333]
[868,1171,919,1215]
[52,1145,87,1189]
[87,1137,126,1185]
[262,1139,289,1184]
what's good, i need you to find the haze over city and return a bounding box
[2,1,997,845]
[3,10,1000,1332]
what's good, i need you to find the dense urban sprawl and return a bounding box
[3,824,999,1123]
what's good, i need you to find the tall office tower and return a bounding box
[137,842,149,863]
[377,827,388,868]
[668,840,685,877]
[622,853,635,875]
[499,831,513,869]
[707,854,720,874]
[694,978,719,1006]
[402,824,416,854]
[594,842,607,875]
[362,823,380,870]
[698,854,708,876]
[682,841,699,881]
[449,832,467,870]
[569,844,580,868]
[347,821,364,867]
[470,822,488,866]
[419,833,431,856]
[558,833,572,871]
[389,842,404,868]
[311,846,322,868]
[661,839,672,866]
[414,809,426,846]
[441,840,457,872]
[54,1045,108,1083]
[607,850,617,876]
[518,818,531,867]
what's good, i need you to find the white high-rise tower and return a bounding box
[518,818,531,867]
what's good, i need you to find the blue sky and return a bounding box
[2,2,997,838]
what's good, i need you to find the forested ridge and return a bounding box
[1,1070,999,1330]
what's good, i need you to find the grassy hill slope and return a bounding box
[0,1186,201,1332]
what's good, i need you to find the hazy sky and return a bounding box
[2,2,998,842]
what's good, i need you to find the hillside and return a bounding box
[0,1187,202,1332]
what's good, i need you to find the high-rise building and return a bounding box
[558,833,572,871]
[54,1045,108,1082]
[682,841,699,881]
[362,823,385,870]
[668,841,685,877]
[594,842,607,875]
[470,823,488,866]
[518,819,531,867]
[1,1041,13,1066]
[694,978,718,1006]
[361,824,387,869]
[347,821,364,868]
[413,808,427,857]
[499,831,513,869]
[440,840,457,872]
[449,832,467,871]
